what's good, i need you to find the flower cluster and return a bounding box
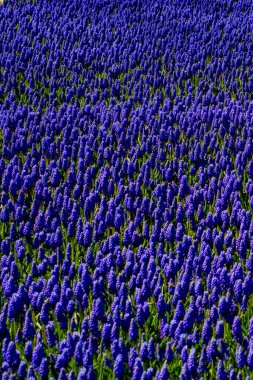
[1,0,253,379]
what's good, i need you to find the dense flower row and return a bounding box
[1,0,253,379]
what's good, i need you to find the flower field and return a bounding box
[1,0,253,379]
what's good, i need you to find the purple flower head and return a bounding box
[113,354,124,379]
[140,341,148,361]
[27,365,37,380]
[17,360,27,379]
[6,341,20,371]
[23,310,36,340]
[187,347,197,374]
[216,321,224,339]
[129,318,139,342]
[8,293,22,321]
[32,341,45,368]
[236,344,246,369]
[180,345,188,363]
[38,358,49,379]
[232,316,242,342]
[132,358,143,380]
[157,364,169,380]
[216,360,228,380]
[206,338,219,362]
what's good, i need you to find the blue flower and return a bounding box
[113,354,124,379]
[23,310,36,340]
[32,342,44,368]
[129,318,138,342]
[38,358,49,379]
[232,316,242,342]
